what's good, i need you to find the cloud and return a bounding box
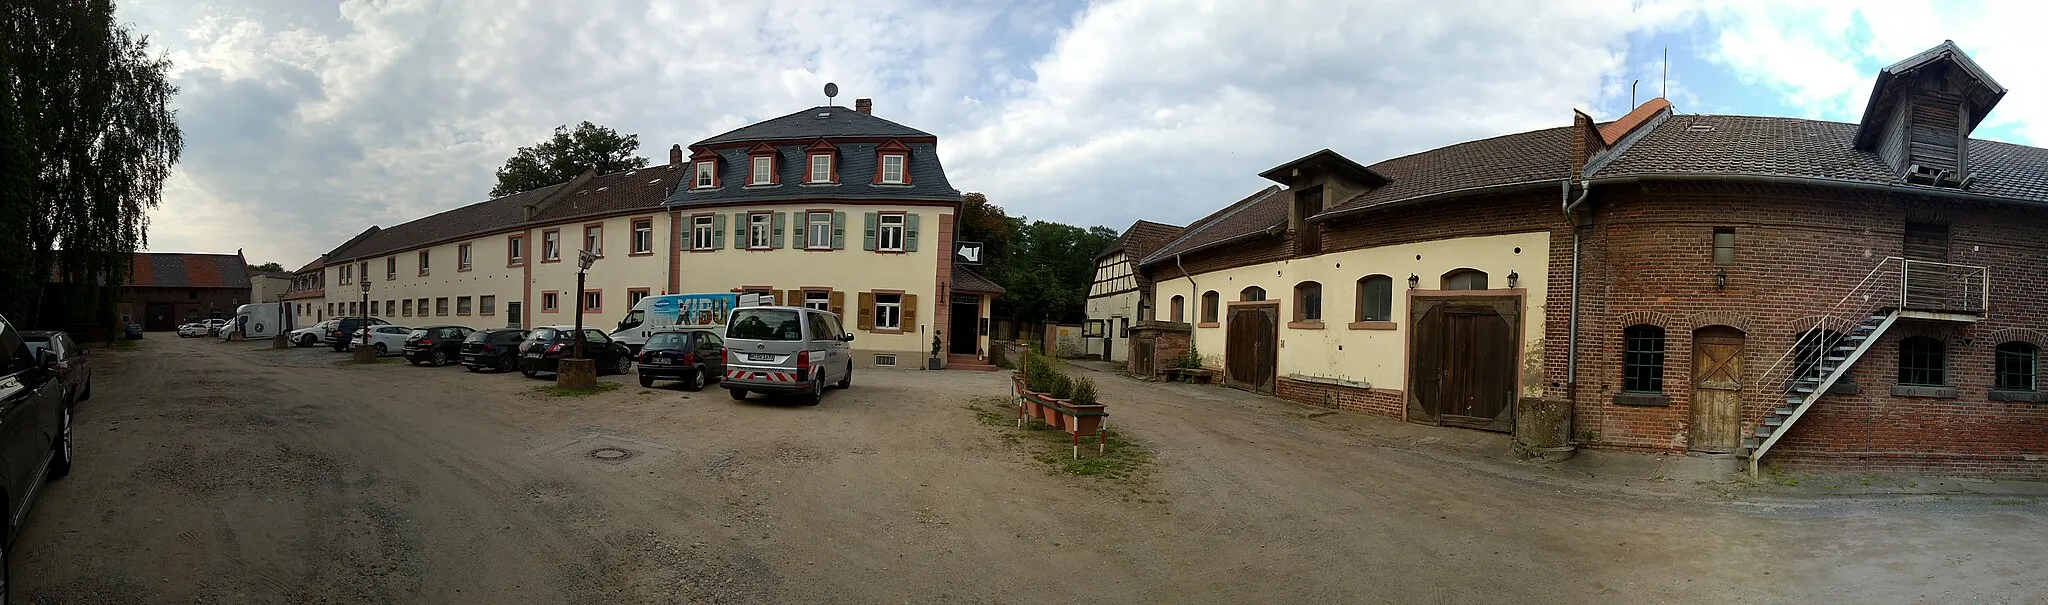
[129,0,2038,268]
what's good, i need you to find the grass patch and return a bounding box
[966,396,1153,486]
[533,382,622,397]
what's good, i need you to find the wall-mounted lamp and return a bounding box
[1714,269,1727,290]
[1507,270,1519,288]
[1407,274,1420,289]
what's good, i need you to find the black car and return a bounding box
[326,316,391,351]
[517,326,633,377]
[403,325,474,366]
[1,314,76,601]
[460,329,530,373]
[21,331,91,403]
[636,329,726,390]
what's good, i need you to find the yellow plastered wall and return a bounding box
[352,232,525,330]
[528,214,674,329]
[1171,231,1550,397]
[670,203,950,359]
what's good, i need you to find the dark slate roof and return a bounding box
[294,256,325,274]
[1588,114,2048,203]
[1141,187,1286,265]
[1316,126,1575,218]
[951,266,1005,294]
[1100,220,1183,260]
[530,165,684,223]
[696,106,932,146]
[128,253,251,289]
[330,184,566,262]
[664,141,959,207]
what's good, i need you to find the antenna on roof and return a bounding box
[1662,48,1668,99]
[824,82,839,106]
[1631,80,1639,108]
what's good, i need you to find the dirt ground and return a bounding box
[11,336,2047,604]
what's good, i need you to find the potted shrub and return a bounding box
[1061,376,1110,456]
[1041,372,1074,426]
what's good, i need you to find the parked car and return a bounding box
[721,306,853,405]
[176,322,209,338]
[326,317,391,351]
[21,330,91,403]
[0,313,77,600]
[123,323,144,340]
[403,325,473,366]
[202,318,230,335]
[637,329,726,390]
[517,326,633,377]
[351,325,413,356]
[459,328,530,373]
[289,319,336,347]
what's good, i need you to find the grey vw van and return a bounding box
[722,306,853,404]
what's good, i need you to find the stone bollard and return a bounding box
[352,343,378,363]
[272,334,289,349]
[556,358,598,389]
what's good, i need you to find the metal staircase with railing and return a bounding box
[1744,257,1987,476]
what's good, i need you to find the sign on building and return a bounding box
[954,241,984,265]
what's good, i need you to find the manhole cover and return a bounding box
[589,447,635,462]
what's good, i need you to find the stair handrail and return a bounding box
[1899,258,1991,315]
[1752,257,1904,390]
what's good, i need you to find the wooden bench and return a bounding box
[1162,367,1216,384]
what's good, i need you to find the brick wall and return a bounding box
[1576,181,2048,477]
[1127,325,1191,378]
[1275,377,1405,419]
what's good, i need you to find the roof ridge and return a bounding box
[1140,186,1283,264]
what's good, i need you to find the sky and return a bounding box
[119,0,2048,267]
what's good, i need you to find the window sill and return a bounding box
[458,267,472,273]
[507,261,525,267]
[1348,321,1397,330]
[687,186,721,192]
[874,182,911,187]
[690,248,717,253]
[746,247,774,252]
[1612,392,1670,407]
[804,246,836,252]
[541,258,561,264]
[1287,321,1325,330]
[456,313,471,317]
[743,183,781,189]
[1990,389,2048,402]
[800,182,840,187]
[628,251,654,257]
[1197,322,1219,328]
[870,327,904,335]
[1891,385,1959,398]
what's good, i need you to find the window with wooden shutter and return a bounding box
[771,211,787,248]
[863,212,879,251]
[905,213,920,252]
[829,290,845,317]
[831,211,847,249]
[856,292,875,330]
[769,290,784,306]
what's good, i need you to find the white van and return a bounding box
[611,292,768,352]
[227,302,289,340]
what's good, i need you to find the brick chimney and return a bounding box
[855,98,872,115]
[669,144,683,169]
[1570,110,1599,175]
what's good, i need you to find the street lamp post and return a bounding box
[556,250,601,389]
[359,279,372,348]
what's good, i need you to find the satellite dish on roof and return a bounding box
[824,82,839,105]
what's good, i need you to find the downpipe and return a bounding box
[1562,180,1592,446]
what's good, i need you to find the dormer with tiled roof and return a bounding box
[1259,149,1390,256]
[1852,40,2006,187]
[667,99,959,208]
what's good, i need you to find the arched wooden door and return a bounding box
[1408,297,1518,432]
[1225,303,1278,394]
[1690,326,1745,453]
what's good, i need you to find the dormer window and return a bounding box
[880,155,906,184]
[750,156,773,185]
[809,154,834,183]
[692,159,717,189]
[874,140,912,185]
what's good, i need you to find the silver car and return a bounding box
[721,306,853,405]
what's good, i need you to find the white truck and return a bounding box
[610,292,768,352]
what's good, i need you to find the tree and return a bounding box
[3,0,184,327]
[490,121,648,197]
[956,193,1014,277]
[248,262,285,273]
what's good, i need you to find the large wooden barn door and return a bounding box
[1224,304,1278,395]
[1409,297,1518,432]
[1689,326,1746,453]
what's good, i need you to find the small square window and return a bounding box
[880,154,906,184]
[750,156,774,185]
[809,154,833,183]
[1713,228,1735,265]
[694,161,716,188]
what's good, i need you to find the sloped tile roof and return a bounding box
[1102,220,1183,260]
[697,106,932,146]
[530,164,684,223]
[665,141,959,207]
[330,184,566,262]
[1589,114,2048,203]
[127,253,251,288]
[950,266,1004,294]
[1317,126,1575,217]
[1141,186,1287,265]
[1598,98,1670,145]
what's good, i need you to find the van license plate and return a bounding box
[748,353,775,361]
